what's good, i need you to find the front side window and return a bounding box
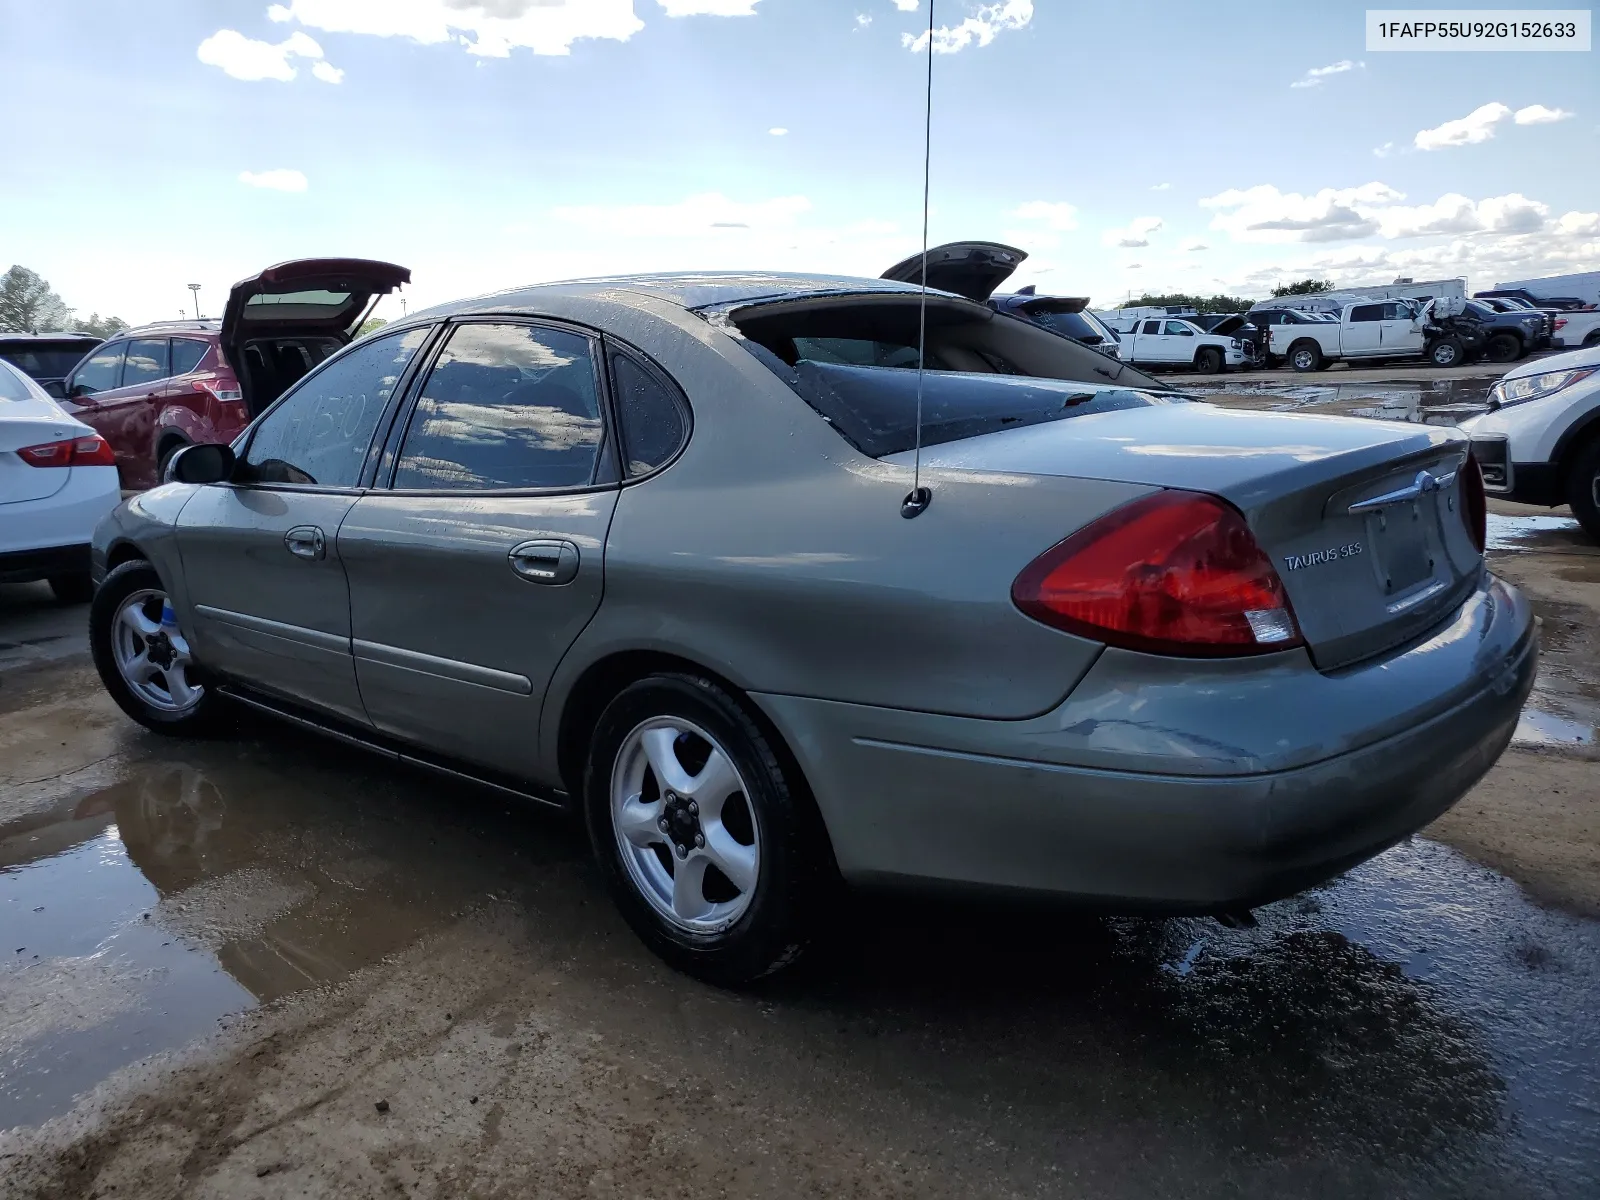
[1165,321,1195,337]
[72,342,125,395]
[243,326,429,487]
[171,338,209,376]
[612,353,688,477]
[392,323,604,491]
[122,338,171,387]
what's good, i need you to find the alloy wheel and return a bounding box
[610,716,761,934]
[111,589,203,713]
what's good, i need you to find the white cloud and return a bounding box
[1201,183,1401,243]
[1373,141,1396,158]
[891,0,920,9]
[239,169,309,192]
[1556,211,1600,237]
[197,28,331,81]
[1414,101,1510,149]
[311,59,344,82]
[1181,239,1208,252]
[769,127,788,136]
[1150,182,1171,191]
[1374,192,1549,238]
[1009,200,1078,231]
[1103,216,1163,248]
[267,0,647,57]
[551,192,811,237]
[856,13,873,27]
[903,0,1032,53]
[1290,59,1362,89]
[657,0,768,14]
[1514,103,1574,125]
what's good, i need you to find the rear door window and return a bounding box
[1349,304,1383,323]
[243,327,429,487]
[122,338,171,387]
[71,342,126,395]
[170,338,209,376]
[1141,321,1161,335]
[392,323,605,492]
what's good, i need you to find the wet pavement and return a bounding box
[1187,374,1499,425]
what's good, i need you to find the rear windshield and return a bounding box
[789,360,1178,458]
[0,362,35,400]
[1029,310,1108,343]
[0,345,95,380]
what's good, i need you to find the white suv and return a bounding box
[1458,343,1600,540]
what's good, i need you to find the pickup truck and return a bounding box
[1552,310,1600,350]
[1105,317,1245,373]
[1268,299,1479,371]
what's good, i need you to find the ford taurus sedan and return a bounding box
[88,260,1537,984]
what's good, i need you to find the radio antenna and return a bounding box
[901,0,935,520]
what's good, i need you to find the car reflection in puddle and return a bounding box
[3,735,1599,1193]
[1187,377,1498,426]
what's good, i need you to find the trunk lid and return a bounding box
[222,257,410,412]
[880,241,1025,302]
[890,403,1482,670]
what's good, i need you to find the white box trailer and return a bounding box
[1253,278,1467,315]
[1494,271,1600,307]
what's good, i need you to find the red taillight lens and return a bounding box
[1461,453,1487,553]
[16,435,116,468]
[1012,490,1304,657]
[191,377,244,402]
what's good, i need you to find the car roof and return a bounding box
[117,319,222,337]
[0,332,101,343]
[410,272,943,322]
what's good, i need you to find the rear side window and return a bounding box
[171,338,209,376]
[122,338,170,386]
[1141,321,1161,335]
[392,323,604,492]
[611,352,687,477]
[1349,304,1383,323]
[71,342,125,394]
[244,327,428,487]
[0,361,34,400]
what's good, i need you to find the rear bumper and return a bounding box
[0,542,90,584]
[756,575,1535,909]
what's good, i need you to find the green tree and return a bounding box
[0,265,73,333]
[356,317,389,338]
[1270,278,1334,298]
[78,313,129,338]
[1126,292,1257,314]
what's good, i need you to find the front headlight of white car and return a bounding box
[1488,367,1598,409]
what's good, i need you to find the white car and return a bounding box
[1458,343,1600,540]
[0,358,122,602]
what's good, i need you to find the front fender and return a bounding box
[89,485,201,617]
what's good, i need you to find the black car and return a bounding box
[989,287,1124,358]
[1474,289,1590,313]
[0,332,104,399]
[1458,300,1549,363]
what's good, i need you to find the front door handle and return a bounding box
[285,525,327,561]
[509,539,580,585]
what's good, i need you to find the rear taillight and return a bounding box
[192,378,243,402]
[17,435,117,468]
[1012,490,1304,657]
[1461,454,1487,553]
[1554,317,1567,331]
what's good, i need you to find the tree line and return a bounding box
[0,265,129,338]
[1119,279,1335,313]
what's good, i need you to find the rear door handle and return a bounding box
[285,526,327,560]
[509,539,580,585]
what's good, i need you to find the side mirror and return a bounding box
[166,443,236,485]
[68,382,95,400]
[42,380,67,400]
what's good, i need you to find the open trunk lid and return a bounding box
[881,241,1025,302]
[222,258,410,413]
[888,403,1483,671]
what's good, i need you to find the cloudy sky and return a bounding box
[3,0,1595,324]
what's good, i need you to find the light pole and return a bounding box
[188,284,203,319]
[400,298,408,317]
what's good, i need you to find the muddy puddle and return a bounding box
[1189,376,1497,425]
[3,728,1599,1193]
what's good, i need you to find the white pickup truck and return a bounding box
[1552,310,1600,350]
[1268,298,1473,371]
[1105,317,1245,373]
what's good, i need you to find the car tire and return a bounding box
[156,438,188,484]
[1566,436,1600,543]
[583,672,829,986]
[1195,347,1223,374]
[89,560,230,737]
[47,572,94,605]
[1485,333,1523,364]
[1288,342,1322,373]
[1429,337,1466,368]
[1584,331,1600,349]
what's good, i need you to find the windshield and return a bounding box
[788,360,1182,458]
